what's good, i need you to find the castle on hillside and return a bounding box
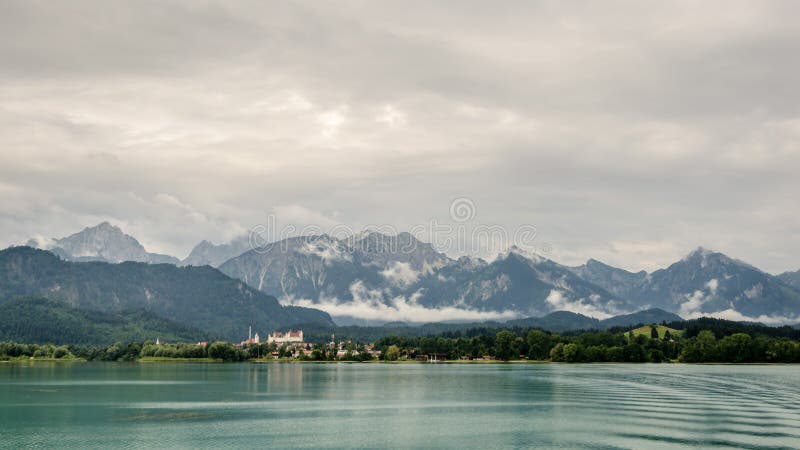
[267,330,303,344]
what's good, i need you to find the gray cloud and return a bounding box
[1,1,799,272]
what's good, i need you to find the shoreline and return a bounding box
[2,358,797,366]
[0,357,86,363]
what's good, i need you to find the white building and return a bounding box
[267,330,304,344]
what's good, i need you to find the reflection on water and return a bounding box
[1,363,799,449]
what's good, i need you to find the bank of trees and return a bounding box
[139,341,249,361]
[0,340,376,363]
[4,320,799,364]
[375,329,678,362]
[679,330,800,363]
[0,342,75,360]
[374,324,800,363]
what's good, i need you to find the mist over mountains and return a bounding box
[19,223,800,327]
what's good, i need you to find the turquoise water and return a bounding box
[1,363,799,449]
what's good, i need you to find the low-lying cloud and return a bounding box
[679,289,709,318]
[282,280,518,323]
[544,289,617,320]
[380,262,420,288]
[678,281,798,324]
[682,308,798,326]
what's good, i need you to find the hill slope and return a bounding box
[600,308,683,328]
[0,297,205,344]
[0,247,334,341]
[506,311,602,332]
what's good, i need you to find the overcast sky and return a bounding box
[1,1,798,273]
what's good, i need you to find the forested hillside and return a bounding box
[0,247,333,341]
[0,297,205,344]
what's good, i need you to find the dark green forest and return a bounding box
[0,298,205,344]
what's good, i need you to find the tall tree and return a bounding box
[494,330,517,361]
[385,345,401,361]
[526,330,552,360]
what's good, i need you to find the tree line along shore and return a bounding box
[2,318,799,364]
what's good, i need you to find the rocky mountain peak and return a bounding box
[497,246,546,264]
[26,222,179,265]
[182,235,251,267]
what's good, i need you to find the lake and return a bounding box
[1,363,798,449]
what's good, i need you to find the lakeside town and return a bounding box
[235,328,387,361]
[2,317,800,364]
[231,328,471,362]
[104,316,797,365]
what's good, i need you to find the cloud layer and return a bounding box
[283,281,518,323]
[1,1,799,273]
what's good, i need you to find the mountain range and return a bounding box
[567,248,800,321]
[17,223,800,327]
[217,235,800,324]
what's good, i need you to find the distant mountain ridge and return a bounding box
[628,248,800,319]
[218,236,633,321]
[218,233,452,305]
[15,223,800,325]
[566,247,800,321]
[0,244,794,344]
[220,234,800,324]
[567,258,647,301]
[504,308,683,332]
[181,236,252,267]
[27,222,180,265]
